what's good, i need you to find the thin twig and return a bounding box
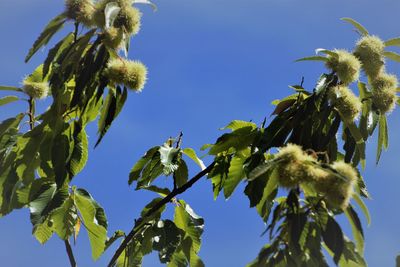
[28,97,35,130]
[107,162,216,267]
[73,22,79,43]
[64,239,77,267]
[176,131,183,149]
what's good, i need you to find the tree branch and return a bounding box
[107,162,216,267]
[64,239,77,267]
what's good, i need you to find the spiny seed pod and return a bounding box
[65,0,96,27]
[354,35,385,78]
[327,161,357,210]
[93,0,133,28]
[328,85,362,122]
[371,72,398,91]
[313,161,357,210]
[105,58,147,91]
[325,49,361,85]
[275,144,315,188]
[371,87,398,114]
[22,80,49,99]
[103,27,124,49]
[113,5,141,35]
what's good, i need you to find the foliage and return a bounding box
[0,2,399,267]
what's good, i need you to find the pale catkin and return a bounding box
[105,58,147,91]
[354,35,385,78]
[328,85,362,122]
[325,49,361,85]
[22,80,50,99]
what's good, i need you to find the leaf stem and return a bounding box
[107,162,216,267]
[64,239,77,267]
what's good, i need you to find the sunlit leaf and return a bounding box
[74,188,108,260]
[0,96,19,106]
[345,205,364,253]
[25,13,67,62]
[0,86,23,92]
[384,37,400,47]
[383,51,400,62]
[295,56,328,62]
[341,18,369,36]
[182,148,205,170]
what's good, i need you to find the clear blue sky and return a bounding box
[1,0,400,266]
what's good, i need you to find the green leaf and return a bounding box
[376,114,388,164]
[341,18,369,36]
[182,148,206,170]
[174,200,204,253]
[315,48,339,58]
[383,51,400,62]
[0,166,20,216]
[0,96,19,106]
[0,114,24,139]
[340,239,367,267]
[342,119,366,169]
[25,13,67,62]
[74,188,108,260]
[140,197,166,219]
[223,149,250,199]
[353,194,371,226]
[174,159,189,188]
[322,216,344,264]
[384,37,400,47]
[345,205,364,253]
[33,218,54,244]
[116,240,143,267]
[136,153,164,189]
[43,33,75,79]
[244,172,268,207]
[0,85,23,92]
[51,197,77,240]
[168,249,188,267]
[255,168,278,222]
[222,120,257,131]
[52,123,72,187]
[208,155,231,199]
[247,158,280,181]
[29,182,69,227]
[152,220,183,263]
[295,56,328,62]
[68,122,89,177]
[209,126,256,155]
[128,146,160,184]
[25,64,48,83]
[272,98,296,115]
[95,87,127,147]
[141,185,171,197]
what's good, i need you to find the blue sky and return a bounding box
[1,0,400,266]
